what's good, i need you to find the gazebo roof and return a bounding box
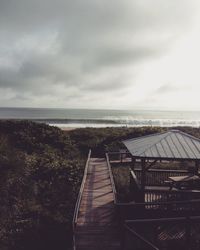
[123,130,200,160]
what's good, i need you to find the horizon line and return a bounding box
[0,106,200,112]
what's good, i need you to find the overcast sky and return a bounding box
[0,0,200,110]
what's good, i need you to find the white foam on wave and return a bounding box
[49,118,200,128]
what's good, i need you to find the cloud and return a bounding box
[154,84,179,94]
[0,0,199,108]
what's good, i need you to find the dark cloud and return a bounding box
[0,0,198,108]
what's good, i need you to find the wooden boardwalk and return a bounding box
[74,157,120,250]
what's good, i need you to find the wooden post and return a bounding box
[185,216,191,250]
[130,170,133,198]
[195,160,199,175]
[120,150,126,163]
[153,224,158,246]
[131,157,135,171]
[141,158,146,203]
[120,223,126,250]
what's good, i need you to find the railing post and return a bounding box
[121,224,126,250]
[141,158,146,203]
[130,170,133,199]
[106,153,117,203]
[195,160,199,175]
[153,224,158,247]
[185,216,191,250]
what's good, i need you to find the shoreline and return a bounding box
[1,118,200,129]
[60,127,77,131]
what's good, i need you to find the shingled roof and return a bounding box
[123,130,200,160]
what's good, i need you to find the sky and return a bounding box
[0,0,200,110]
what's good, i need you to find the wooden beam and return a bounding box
[145,160,157,170]
[195,160,199,175]
[130,157,136,171]
[141,158,146,202]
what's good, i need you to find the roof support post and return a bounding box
[141,158,146,202]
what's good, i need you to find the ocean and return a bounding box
[0,107,200,128]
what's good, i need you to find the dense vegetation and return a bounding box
[1,121,200,250]
[0,121,85,250]
[67,126,165,156]
[67,126,200,156]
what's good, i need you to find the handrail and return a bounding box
[116,198,200,207]
[134,168,188,173]
[106,152,117,203]
[124,223,160,250]
[73,149,91,226]
[125,215,200,224]
[72,149,91,250]
[108,151,129,155]
[124,216,200,250]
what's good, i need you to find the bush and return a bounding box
[0,121,85,250]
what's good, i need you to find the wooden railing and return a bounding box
[108,151,191,187]
[134,168,189,186]
[123,223,160,250]
[107,152,200,205]
[106,152,117,203]
[120,204,200,250]
[106,152,200,249]
[107,151,132,163]
[128,169,200,203]
[130,170,143,202]
[123,216,200,250]
[145,188,200,203]
[116,199,200,223]
[72,149,91,250]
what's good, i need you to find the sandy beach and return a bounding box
[60,127,77,131]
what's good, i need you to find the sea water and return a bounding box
[0,107,200,128]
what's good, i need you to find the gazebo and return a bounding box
[123,130,200,202]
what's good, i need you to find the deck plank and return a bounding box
[74,158,120,250]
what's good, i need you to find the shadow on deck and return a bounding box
[73,156,120,250]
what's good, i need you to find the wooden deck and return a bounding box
[74,157,120,250]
